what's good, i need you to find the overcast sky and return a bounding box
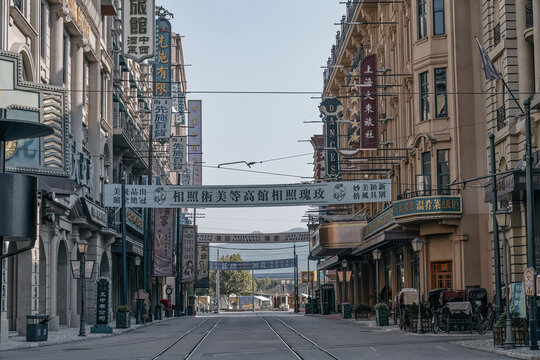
[160,1,345,237]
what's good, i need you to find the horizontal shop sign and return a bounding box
[210,258,295,271]
[198,232,309,243]
[103,179,391,208]
[393,196,462,218]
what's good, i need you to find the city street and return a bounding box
[0,313,508,360]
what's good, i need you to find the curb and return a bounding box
[457,341,540,360]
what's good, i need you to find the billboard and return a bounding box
[188,100,202,185]
[153,208,174,276]
[181,225,197,283]
[122,0,155,61]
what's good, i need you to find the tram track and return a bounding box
[261,316,341,360]
[147,317,222,360]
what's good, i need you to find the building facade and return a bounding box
[312,0,492,311]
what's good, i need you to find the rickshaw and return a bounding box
[394,288,419,330]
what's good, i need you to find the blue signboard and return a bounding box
[153,18,171,97]
[319,98,343,178]
[210,258,295,271]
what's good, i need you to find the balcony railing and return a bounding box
[397,188,460,200]
[114,110,149,166]
[526,0,533,29]
[496,105,506,130]
[493,24,501,46]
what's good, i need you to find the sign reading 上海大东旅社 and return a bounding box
[104,179,391,208]
[122,0,155,61]
[210,258,295,271]
[198,232,310,243]
[320,98,342,178]
[360,54,378,150]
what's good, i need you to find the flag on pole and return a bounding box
[475,37,501,80]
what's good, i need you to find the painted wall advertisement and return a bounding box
[153,208,174,276]
[122,0,155,61]
[196,243,209,288]
[181,226,197,283]
[188,100,202,185]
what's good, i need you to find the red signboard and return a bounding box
[360,55,378,149]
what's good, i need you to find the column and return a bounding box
[49,7,64,86]
[348,269,354,304]
[353,262,360,306]
[533,0,540,91]
[516,0,534,102]
[335,276,342,307]
[48,234,59,330]
[71,38,84,153]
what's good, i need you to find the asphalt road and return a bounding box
[1,312,508,360]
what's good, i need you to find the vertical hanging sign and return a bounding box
[154,17,171,97]
[151,98,172,140]
[122,0,155,61]
[170,136,186,172]
[188,100,202,185]
[360,54,378,150]
[153,208,174,276]
[172,82,185,126]
[181,225,197,283]
[196,243,209,288]
[319,98,343,178]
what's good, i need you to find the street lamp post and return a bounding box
[495,207,515,349]
[372,249,381,304]
[135,256,142,324]
[78,240,89,337]
[411,238,424,334]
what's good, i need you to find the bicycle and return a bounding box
[478,303,495,335]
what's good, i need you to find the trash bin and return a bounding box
[342,303,352,319]
[26,314,49,341]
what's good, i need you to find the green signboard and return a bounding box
[393,196,462,218]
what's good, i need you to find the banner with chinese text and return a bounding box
[122,0,155,61]
[360,55,378,149]
[172,82,185,126]
[104,179,391,208]
[181,226,197,283]
[198,232,309,243]
[210,258,295,271]
[153,208,174,276]
[196,243,209,288]
[170,136,186,172]
[154,17,171,96]
[188,100,202,185]
[151,98,172,140]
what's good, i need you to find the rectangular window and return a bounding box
[14,0,23,11]
[418,0,427,39]
[420,71,429,122]
[437,149,450,194]
[433,0,445,35]
[40,1,46,58]
[63,35,67,84]
[422,151,432,194]
[434,68,447,118]
[430,261,452,289]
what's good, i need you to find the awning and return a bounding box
[310,221,366,256]
[351,230,418,256]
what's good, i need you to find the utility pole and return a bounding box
[252,266,255,312]
[294,243,298,313]
[489,134,503,319]
[121,166,127,305]
[146,124,153,313]
[175,205,181,316]
[216,249,220,313]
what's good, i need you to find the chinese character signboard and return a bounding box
[198,232,310,243]
[153,208,174,276]
[181,226,197,283]
[95,277,111,325]
[319,98,343,178]
[210,258,296,271]
[196,243,209,288]
[181,163,193,185]
[311,135,325,179]
[151,98,172,140]
[104,179,391,208]
[154,17,171,96]
[172,82,185,126]
[393,196,462,218]
[188,100,202,185]
[360,55,378,149]
[122,0,155,61]
[170,136,186,172]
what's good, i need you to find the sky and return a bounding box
[159,1,347,274]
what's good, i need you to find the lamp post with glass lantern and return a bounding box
[78,240,88,337]
[495,207,515,349]
[135,256,142,324]
[372,249,381,303]
[411,237,424,334]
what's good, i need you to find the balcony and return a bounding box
[113,109,149,169]
[397,187,458,200]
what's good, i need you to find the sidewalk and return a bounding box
[307,313,540,359]
[0,316,176,352]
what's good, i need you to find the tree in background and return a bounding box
[208,253,252,297]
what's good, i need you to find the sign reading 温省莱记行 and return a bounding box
[170,136,186,172]
[151,98,172,140]
[122,0,155,61]
[181,226,197,283]
[172,82,185,126]
[153,208,174,277]
[104,179,391,208]
[198,232,310,243]
[188,100,202,185]
[154,17,171,97]
[210,258,295,271]
[319,98,343,178]
[360,54,378,150]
